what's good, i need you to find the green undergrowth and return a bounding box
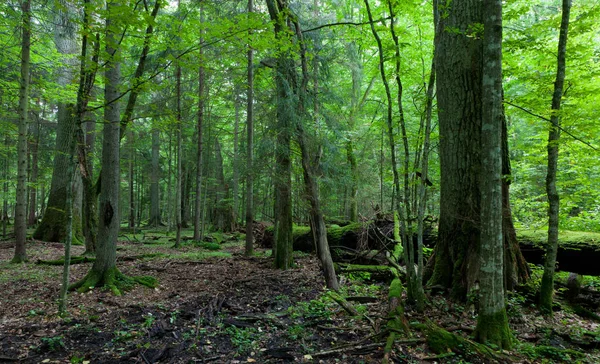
[69,267,157,296]
[170,251,231,260]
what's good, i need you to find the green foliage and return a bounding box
[40,335,65,352]
[224,326,259,355]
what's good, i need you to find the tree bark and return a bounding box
[244,0,255,256]
[540,0,571,316]
[474,0,511,348]
[149,127,162,226]
[266,0,294,270]
[193,9,205,240]
[71,0,124,294]
[174,62,183,248]
[34,0,82,244]
[28,108,40,227]
[427,0,528,300]
[13,0,31,263]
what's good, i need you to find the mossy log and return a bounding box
[261,224,600,275]
[416,321,509,361]
[518,230,600,276]
[334,263,398,281]
[383,278,409,364]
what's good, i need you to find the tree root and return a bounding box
[69,266,157,296]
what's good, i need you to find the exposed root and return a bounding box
[69,266,157,296]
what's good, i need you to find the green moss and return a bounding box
[426,324,462,354]
[474,309,513,350]
[389,278,403,299]
[69,267,157,296]
[533,345,585,361]
[517,229,600,250]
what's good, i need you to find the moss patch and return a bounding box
[474,309,513,350]
[517,229,600,250]
[69,267,157,296]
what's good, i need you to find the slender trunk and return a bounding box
[244,0,254,256]
[128,130,135,229]
[149,127,161,226]
[28,108,40,226]
[298,126,339,290]
[13,0,31,263]
[193,14,205,240]
[175,62,183,248]
[58,159,76,316]
[232,89,240,224]
[540,0,571,316]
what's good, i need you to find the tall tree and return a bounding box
[427,0,529,300]
[12,0,31,263]
[244,0,255,257]
[34,0,82,244]
[193,3,206,240]
[539,0,572,315]
[71,0,155,294]
[474,0,512,348]
[149,126,162,226]
[266,0,294,270]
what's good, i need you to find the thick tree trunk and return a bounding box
[427,0,528,300]
[474,0,511,348]
[244,0,255,256]
[34,0,82,244]
[540,0,571,315]
[13,0,31,263]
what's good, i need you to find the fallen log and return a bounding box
[259,224,600,276]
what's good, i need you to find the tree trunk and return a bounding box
[28,108,40,227]
[149,127,162,226]
[266,0,294,270]
[72,0,123,293]
[474,0,511,348]
[427,0,528,301]
[244,0,255,256]
[34,0,82,244]
[540,0,571,315]
[298,126,339,291]
[13,0,31,263]
[174,62,183,248]
[128,130,135,229]
[193,12,205,240]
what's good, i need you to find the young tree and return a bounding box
[12,0,31,264]
[474,0,511,348]
[539,0,572,315]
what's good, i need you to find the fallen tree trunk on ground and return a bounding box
[259,223,600,276]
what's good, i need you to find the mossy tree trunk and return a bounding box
[474,0,512,349]
[427,0,528,301]
[266,0,294,270]
[13,0,31,264]
[72,0,123,294]
[193,9,205,240]
[34,0,83,244]
[540,0,571,316]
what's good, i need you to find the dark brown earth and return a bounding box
[1,236,599,363]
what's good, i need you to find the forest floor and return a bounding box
[0,229,599,363]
